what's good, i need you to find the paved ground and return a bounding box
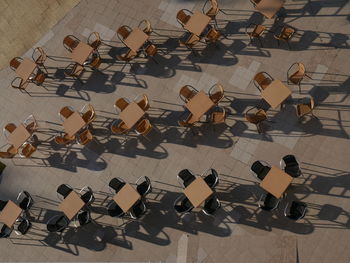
[0,0,350,262]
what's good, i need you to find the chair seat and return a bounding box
[280,28,295,39]
[212,112,225,124]
[297,104,312,116]
[289,71,304,84]
[251,25,266,37]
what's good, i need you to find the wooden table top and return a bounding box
[58,191,85,220]
[63,111,86,137]
[15,58,37,81]
[113,183,141,213]
[255,0,285,19]
[184,12,211,36]
[8,124,31,149]
[261,79,291,109]
[185,91,215,120]
[124,28,149,52]
[183,177,213,208]
[119,102,145,129]
[260,166,293,198]
[0,200,22,228]
[71,42,94,65]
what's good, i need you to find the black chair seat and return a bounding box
[57,184,73,199]
[258,166,271,180]
[131,200,146,219]
[81,191,94,204]
[107,201,125,218]
[17,220,32,235]
[174,197,193,213]
[203,197,221,215]
[78,211,91,226]
[260,193,279,211]
[136,177,152,197]
[288,201,307,220]
[178,169,196,187]
[0,225,12,238]
[47,215,69,233]
[109,178,125,193]
[285,165,301,178]
[204,169,219,188]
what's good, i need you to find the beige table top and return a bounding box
[119,102,145,129]
[15,58,37,81]
[63,111,86,137]
[260,166,293,198]
[261,79,291,109]
[183,177,213,208]
[8,124,31,149]
[71,42,94,65]
[256,0,285,19]
[124,28,149,52]
[184,12,211,36]
[0,200,22,228]
[58,191,85,220]
[186,91,215,120]
[113,183,141,213]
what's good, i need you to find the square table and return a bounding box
[261,79,291,109]
[58,191,85,220]
[183,177,213,208]
[71,42,94,65]
[185,91,215,120]
[0,201,22,228]
[113,184,141,213]
[260,166,293,198]
[8,124,31,149]
[255,0,285,19]
[119,102,145,128]
[184,12,211,36]
[15,58,37,82]
[124,28,149,52]
[63,111,86,137]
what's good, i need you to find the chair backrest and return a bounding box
[63,35,80,51]
[78,129,93,145]
[251,160,270,180]
[109,178,125,193]
[110,119,129,134]
[57,184,73,198]
[47,215,69,232]
[253,72,272,90]
[130,200,147,219]
[32,47,47,65]
[115,98,129,112]
[54,133,75,145]
[209,83,224,104]
[135,94,149,111]
[245,107,267,124]
[17,191,33,210]
[77,210,91,226]
[145,44,157,57]
[4,123,16,134]
[20,143,36,158]
[282,155,298,167]
[0,225,12,238]
[117,26,131,40]
[174,195,193,213]
[59,106,74,119]
[204,168,219,188]
[136,119,152,136]
[286,201,307,220]
[260,193,279,211]
[88,32,102,50]
[178,169,196,187]
[203,196,221,215]
[17,219,32,235]
[80,186,95,204]
[176,10,190,26]
[10,57,22,70]
[107,200,125,217]
[136,176,152,197]
[206,28,221,42]
[138,19,152,34]
[179,85,197,102]
[81,104,96,124]
[205,0,219,17]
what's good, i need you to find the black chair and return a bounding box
[284,201,307,220]
[46,215,69,233]
[15,219,32,235]
[75,210,91,227]
[17,191,34,211]
[108,178,125,193]
[202,196,221,215]
[203,168,219,188]
[56,184,73,200]
[280,155,302,178]
[177,169,196,188]
[130,200,147,219]
[107,200,125,218]
[0,225,12,238]
[258,193,280,211]
[0,200,8,211]
[251,161,271,180]
[79,186,95,205]
[173,195,193,214]
[136,176,152,197]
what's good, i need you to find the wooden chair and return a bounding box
[63,35,80,52]
[64,63,84,82]
[24,115,38,134]
[138,20,153,35]
[202,0,220,28]
[80,104,96,125]
[77,129,93,145]
[11,77,25,89]
[117,49,137,66]
[274,26,296,50]
[31,69,46,86]
[205,28,221,45]
[59,106,74,121]
[253,72,273,91]
[9,57,23,71]
[0,145,18,158]
[208,83,224,104]
[135,119,152,139]
[134,94,150,111]
[32,47,48,73]
[287,63,312,93]
[19,143,36,158]
[86,53,101,69]
[3,123,16,140]
[114,98,130,113]
[143,44,158,64]
[178,112,198,135]
[54,133,75,145]
[296,97,315,118]
[117,25,132,42]
[245,107,268,133]
[179,33,201,54]
[210,107,226,129]
[87,32,102,51]
[110,119,129,134]
[245,23,266,47]
[176,9,192,27]
[179,85,198,103]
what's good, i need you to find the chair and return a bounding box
[56,184,73,200]
[174,195,193,214]
[15,219,32,235]
[9,57,23,71]
[179,85,198,103]
[210,106,226,127]
[138,19,153,35]
[177,169,196,188]
[19,143,36,158]
[0,225,12,238]
[87,32,102,51]
[178,112,198,135]
[3,123,16,139]
[17,191,34,211]
[253,72,273,91]
[86,53,102,69]
[54,133,75,145]
[135,119,152,138]
[30,69,46,86]
[202,0,220,28]
[114,98,130,113]
[144,44,158,64]
[258,193,280,211]
[287,63,312,93]
[245,107,268,133]
[134,94,150,111]
[11,77,25,89]
[74,210,91,227]
[202,168,219,188]
[116,49,137,64]
[24,114,38,134]
[117,25,132,42]
[32,47,48,73]
[59,106,74,121]
[77,129,93,145]
[202,196,221,215]
[130,200,147,219]
[284,201,307,220]
[250,0,261,7]
[64,63,84,82]
[179,33,200,54]
[80,104,96,125]
[176,9,192,27]
[250,160,271,180]
[136,176,152,197]
[0,145,18,159]
[0,200,8,211]
[274,26,296,50]
[205,28,221,44]
[245,23,266,47]
[296,97,315,118]
[280,155,302,178]
[63,35,80,52]
[110,119,129,134]
[208,83,224,104]
[107,200,125,218]
[46,215,69,232]
[79,186,95,205]
[109,178,125,193]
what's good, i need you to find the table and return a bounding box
[260,166,293,198]
[124,28,149,52]
[0,201,22,228]
[15,58,37,82]
[119,102,145,128]
[71,42,94,65]
[261,79,291,109]
[184,12,211,36]
[113,184,141,213]
[58,191,85,220]
[8,124,31,149]
[63,111,86,137]
[255,0,285,19]
[183,177,213,208]
[185,91,215,120]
